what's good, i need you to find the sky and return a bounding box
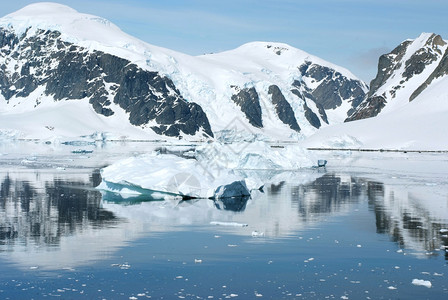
[1,0,448,83]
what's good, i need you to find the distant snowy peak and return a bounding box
[205,41,363,81]
[2,3,121,45]
[0,2,190,72]
[347,33,448,121]
[3,2,130,46]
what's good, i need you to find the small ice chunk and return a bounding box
[251,231,264,237]
[412,279,432,288]
[388,286,397,290]
[210,221,248,227]
[194,259,203,263]
[214,181,250,199]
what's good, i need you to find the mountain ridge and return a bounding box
[2,2,446,150]
[0,2,368,141]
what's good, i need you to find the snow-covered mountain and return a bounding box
[0,3,367,141]
[303,33,448,151]
[346,33,447,121]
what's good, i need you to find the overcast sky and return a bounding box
[2,0,448,83]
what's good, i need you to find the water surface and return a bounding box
[0,142,447,299]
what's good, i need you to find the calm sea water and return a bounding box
[0,142,447,299]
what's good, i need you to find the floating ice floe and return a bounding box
[411,279,432,288]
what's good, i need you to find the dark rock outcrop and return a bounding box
[345,96,387,122]
[296,62,366,115]
[410,41,448,101]
[291,89,328,126]
[268,85,301,132]
[230,86,263,128]
[367,41,411,99]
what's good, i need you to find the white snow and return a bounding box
[0,92,160,141]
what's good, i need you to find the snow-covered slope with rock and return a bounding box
[0,2,367,141]
[347,33,447,121]
[303,34,448,151]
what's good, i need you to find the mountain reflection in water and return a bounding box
[0,171,118,250]
[0,169,447,270]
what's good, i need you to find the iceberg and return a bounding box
[97,141,318,201]
[97,152,251,199]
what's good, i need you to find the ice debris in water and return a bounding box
[210,221,248,227]
[251,230,264,237]
[411,279,432,288]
